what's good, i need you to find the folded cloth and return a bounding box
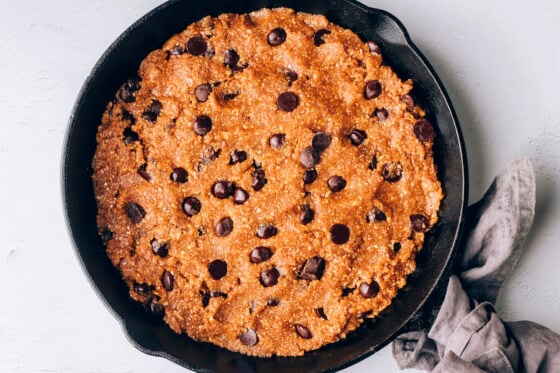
[392,158,560,372]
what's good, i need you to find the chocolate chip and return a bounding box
[393,242,402,252]
[300,205,314,225]
[251,168,268,191]
[364,80,382,99]
[313,29,331,46]
[295,324,312,339]
[239,328,258,347]
[260,267,280,287]
[373,108,389,122]
[100,229,113,245]
[359,281,380,298]
[367,208,386,223]
[119,88,135,103]
[121,109,136,124]
[250,246,273,263]
[330,224,350,244]
[233,186,249,205]
[195,83,212,102]
[215,217,234,237]
[382,162,403,182]
[269,134,286,148]
[200,291,211,307]
[414,119,436,142]
[223,92,239,101]
[298,256,325,280]
[118,78,141,103]
[300,147,320,168]
[268,27,287,46]
[231,63,248,73]
[256,224,277,239]
[266,298,279,306]
[210,291,227,299]
[411,214,430,232]
[170,167,188,183]
[123,127,139,144]
[286,69,298,85]
[367,40,382,54]
[151,239,169,257]
[187,36,207,56]
[342,287,356,296]
[223,49,240,68]
[229,150,247,164]
[277,92,299,112]
[212,180,233,199]
[356,310,373,319]
[133,282,154,296]
[303,169,318,185]
[137,164,151,181]
[315,307,328,320]
[168,44,185,56]
[401,94,415,111]
[327,175,346,192]
[312,132,331,152]
[208,259,228,280]
[193,115,212,136]
[368,154,378,170]
[182,197,201,217]
[125,203,145,224]
[161,270,174,291]
[142,99,162,122]
[126,78,141,92]
[200,147,221,166]
[149,302,165,318]
[349,129,367,146]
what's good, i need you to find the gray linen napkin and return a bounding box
[392,158,560,372]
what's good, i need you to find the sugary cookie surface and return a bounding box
[93,7,443,356]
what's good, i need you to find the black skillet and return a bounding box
[62,0,468,371]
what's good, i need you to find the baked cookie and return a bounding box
[93,7,443,357]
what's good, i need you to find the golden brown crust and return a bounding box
[93,8,442,356]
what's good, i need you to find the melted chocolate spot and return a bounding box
[364,80,382,99]
[330,224,350,244]
[359,281,380,298]
[208,259,228,280]
[260,267,280,287]
[239,328,258,346]
[268,27,287,46]
[186,36,207,56]
[295,324,312,339]
[327,175,346,192]
[298,256,326,281]
[125,203,145,224]
[313,29,331,46]
[300,147,320,168]
[182,197,201,217]
[250,247,273,263]
[161,270,174,291]
[256,224,277,239]
[382,162,403,182]
[411,214,430,232]
[215,217,234,237]
[277,92,299,112]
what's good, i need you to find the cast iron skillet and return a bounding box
[63,0,468,371]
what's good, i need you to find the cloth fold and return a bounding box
[392,158,560,372]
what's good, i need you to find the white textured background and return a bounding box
[1,0,559,372]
